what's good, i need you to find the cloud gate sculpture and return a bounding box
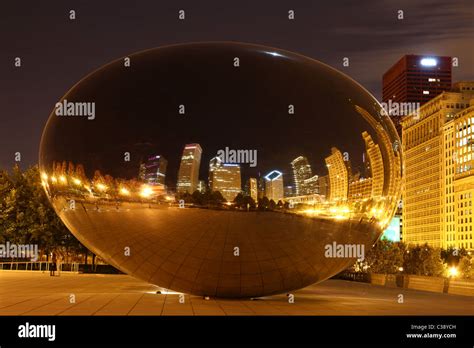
[39,42,402,298]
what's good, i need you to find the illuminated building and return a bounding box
[362,132,384,198]
[177,143,202,194]
[257,177,265,199]
[348,177,372,202]
[246,178,258,201]
[284,185,293,198]
[325,147,348,202]
[318,175,330,198]
[209,157,242,202]
[143,155,168,186]
[402,82,474,249]
[303,174,319,194]
[264,170,284,202]
[197,180,207,193]
[383,54,452,133]
[291,156,313,195]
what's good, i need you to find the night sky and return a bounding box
[1,0,473,171]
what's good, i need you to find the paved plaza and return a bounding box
[0,271,471,316]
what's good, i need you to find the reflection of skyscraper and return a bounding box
[144,155,168,186]
[318,175,330,198]
[265,170,284,202]
[362,132,384,198]
[257,177,265,199]
[197,180,207,193]
[303,175,319,195]
[325,147,348,202]
[247,178,258,201]
[209,157,241,202]
[291,156,312,195]
[177,143,202,194]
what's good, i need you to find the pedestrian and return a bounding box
[50,253,57,276]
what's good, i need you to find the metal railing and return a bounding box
[0,261,80,273]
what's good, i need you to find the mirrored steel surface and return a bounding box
[39,42,402,298]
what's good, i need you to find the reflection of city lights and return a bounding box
[140,185,153,198]
[84,185,92,192]
[398,266,403,272]
[59,175,67,183]
[226,202,232,206]
[51,176,58,183]
[96,183,107,191]
[448,266,459,278]
[120,187,130,196]
[73,178,81,185]
[41,173,48,180]
[165,196,173,201]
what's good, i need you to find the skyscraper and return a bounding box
[325,147,348,202]
[318,175,330,198]
[143,155,168,186]
[209,157,242,202]
[291,156,313,195]
[401,81,474,250]
[382,54,452,133]
[247,177,258,202]
[177,143,202,194]
[264,170,284,202]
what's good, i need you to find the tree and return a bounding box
[403,243,443,276]
[364,239,405,274]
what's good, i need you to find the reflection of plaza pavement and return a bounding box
[0,272,471,315]
[54,200,380,297]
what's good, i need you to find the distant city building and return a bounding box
[318,175,330,198]
[303,175,319,195]
[247,178,258,202]
[197,180,207,193]
[177,143,202,194]
[362,132,384,198]
[382,54,452,133]
[325,148,349,202]
[264,170,284,202]
[143,155,168,186]
[291,156,313,195]
[284,185,293,198]
[401,81,474,250]
[209,157,241,202]
[257,177,265,200]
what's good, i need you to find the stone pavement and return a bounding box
[0,271,472,315]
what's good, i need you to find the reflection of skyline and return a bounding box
[44,125,390,210]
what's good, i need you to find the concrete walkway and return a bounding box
[0,271,472,315]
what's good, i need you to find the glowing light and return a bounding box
[448,266,458,278]
[59,175,67,183]
[398,267,404,272]
[51,176,57,183]
[165,196,173,201]
[420,58,437,67]
[119,187,130,196]
[96,183,107,192]
[264,51,285,58]
[73,178,81,185]
[140,185,153,198]
[41,173,48,180]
